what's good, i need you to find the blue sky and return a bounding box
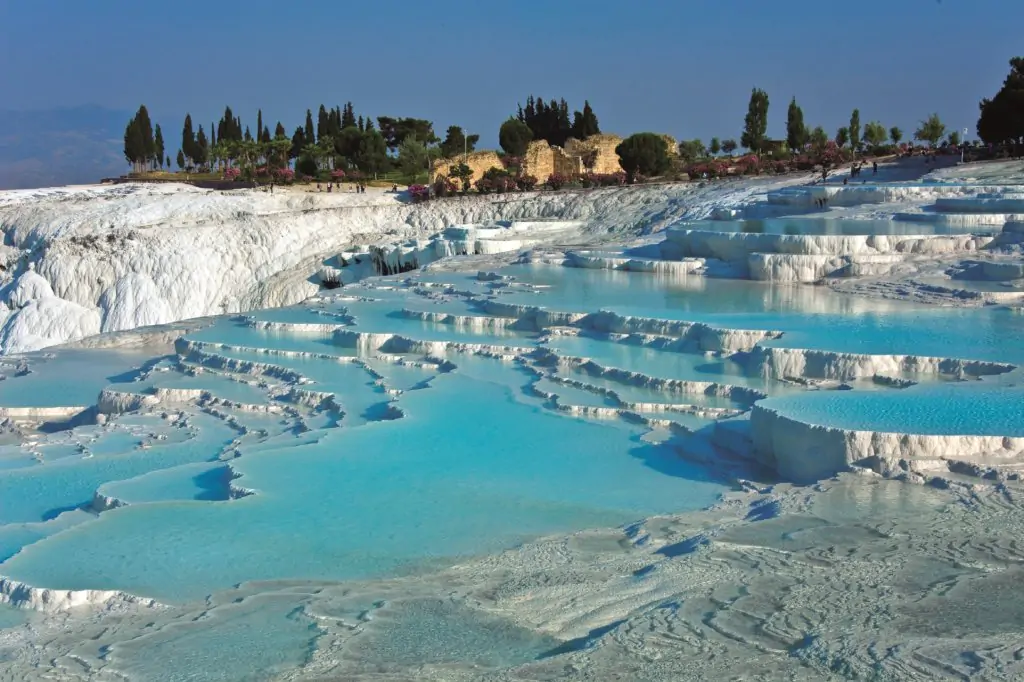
[1,0,1021,147]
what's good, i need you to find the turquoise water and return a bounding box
[678,217,952,236]
[492,265,1024,364]
[0,349,155,406]
[1,371,723,600]
[761,382,1024,436]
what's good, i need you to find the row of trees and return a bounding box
[123,106,167,172]
[514,97,601,148]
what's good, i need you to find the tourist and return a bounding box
[873,161,878,174]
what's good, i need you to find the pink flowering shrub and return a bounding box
[408,184,430,202]
[686,160,729,179]
[546,173,570,190]
[331,169,346,180]
[432,176,458,197]
[734,154,762,175]
[476,168,518,194]
[516,174,538,191]
[224,167,241,180]
[273,167,294,182]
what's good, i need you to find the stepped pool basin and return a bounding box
[1,246,1023,680]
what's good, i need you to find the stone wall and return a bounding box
[430,151,503,188]
[563,134,624,175]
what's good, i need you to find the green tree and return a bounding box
[914,113,946,148]
[290,127,307,160]
[257,109,263,144]
[786,97,808,152]
[615,133,671,179]
[809,126,829,149]
[499,118,533,156]
[165,155,171,168]
[890,126,903,145]
[317,105,330,142]
[977,57,1024,146]
[863,121,887,148]
[948,130,961,146]
[304,110,315,147]
[153,124,165,169]
[721,139,738,155]
[377,117,437,152]
[354,129,390,177]
[709,137,721,156]
[849,109,861,152]
[740,88,769,153]
[570,100,600,139]
[123,116,145,172]
[181,114,196,166]
[193,126,209,168]
[438,126,478,158]
[275,121,286,138]
[341,102,356,129]
[398,137,431,179]
[678,139,707,161]
[835,126,849,148]
[176,149,185,170]
[450,163,473,193]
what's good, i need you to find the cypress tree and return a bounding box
[135,105,155,165]
[166,155,171,168]
[262,126,271,143]
[176,149,185,170]
[304,110,315,145]
[317,105,330,142]
[257,109,263,143]
[291,126,306,160]
[123,116,142,171]
[275,121,286,138]
[556,99,572,147]
[786,97,808,152]
[195,126,209,167]
[182,114,196,165]
[358,115,364,132]
[740,88,770,153]
[210,125,216,148]
[849,109,861,153]
[364,117,375,132]
[580,100,600,137]
[244,126,252,142]
[342,102,356,129]
[154,124,165,169]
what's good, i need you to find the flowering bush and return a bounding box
[546,173,570,190]
[766,160,789,175]
[579,172,627,188]
[516,174,538,191]
[792,155,815,171]
[734,154,762,175]
[408,184,430,202]
[476,167,518,194]
[224,167,241,181]
[331,169,346,180]
[273,167,294,182]
[686,160,729,179]
[432,176,458,197]
[255,166,270,177]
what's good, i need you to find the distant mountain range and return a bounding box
[0,106,130,190]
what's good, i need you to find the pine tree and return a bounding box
[154,124,165,169]
[364,117,375,132]
[244,126,252,142]
[304,110,315,145]
[740,88,769,153]
[786,97,808,152]
[358,115,364,132]
[181,114,196,166]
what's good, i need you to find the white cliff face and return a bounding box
[0,180,802,354]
